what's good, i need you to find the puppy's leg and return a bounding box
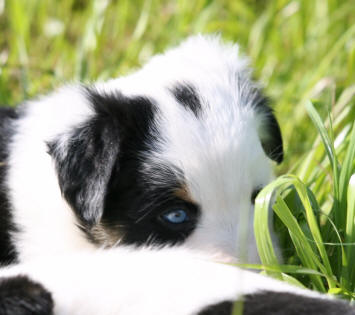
[0,275,53,315]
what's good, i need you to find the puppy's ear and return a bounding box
[48,89,156,226]
[47,105,120,226]
[255,95,284,164]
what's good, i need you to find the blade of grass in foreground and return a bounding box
[273,196,325,292]
[340,123,355,290]
[305,101,342,229]
[234,263,325,284]
[287,176,335,288]
[253,176,293,278]
[254,174,339,291]
[339,124,355,215]
[345,175,355,290]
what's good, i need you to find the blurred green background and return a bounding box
[0,0,354,171]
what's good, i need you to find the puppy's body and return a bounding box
[0,35,283,264]
[0,35,352,315]
[0,247,353,315]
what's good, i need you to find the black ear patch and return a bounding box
[48,88,157,227]
[47,108,120,226]
[254,95,283,164]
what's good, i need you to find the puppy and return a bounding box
[0,35,351,315]
[0,35,283,265]
[0,247,353,315]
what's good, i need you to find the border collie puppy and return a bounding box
[0,247,353,315]
[0,35,283,265]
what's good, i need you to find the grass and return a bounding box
[0,0,354,302]
[253,100,355,299]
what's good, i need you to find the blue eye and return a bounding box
[162,209,188,224]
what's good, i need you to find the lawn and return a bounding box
[1,0,354,300]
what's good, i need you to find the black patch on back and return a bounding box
[0,107,19,265]
[197,291,355,315]
[0,275,53,315]
[171,83,202,117]
[49,88,200,247]
[197,300,232,315]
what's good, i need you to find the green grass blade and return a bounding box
[305,101,342,228]
[345,175,355,289]
[255,174,337,290]
[339,123,355,211]
[254,177,293,278]
[289,176,335,287]
[305,101,335,166]
[273,196,326,292]
[234,263,328,279]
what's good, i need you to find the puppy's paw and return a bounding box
[0,275,53,315]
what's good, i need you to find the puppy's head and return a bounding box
[48,35,283,262]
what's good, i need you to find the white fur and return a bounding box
[7,35,275,263]
[97,35,275,262]
[0,247,321,315]
[7,86,96,261]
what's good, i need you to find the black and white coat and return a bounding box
[0,35,352,315]
[0,35,283,265]
[0,247,354,315]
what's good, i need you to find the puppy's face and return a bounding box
[49,36,283,262]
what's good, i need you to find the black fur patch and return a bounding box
[103,162,200,246]
[49,88,200,247]
[236,74,283,164]
[0,107,19,265]
[171,80,283,163]
[47,90,122,226]
[197,300,232,315]
[0,275,53,315]
[255,96,283,164]
[171,83,202,117]
[197,291,355,315]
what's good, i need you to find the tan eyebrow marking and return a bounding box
[174,185,195,204]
